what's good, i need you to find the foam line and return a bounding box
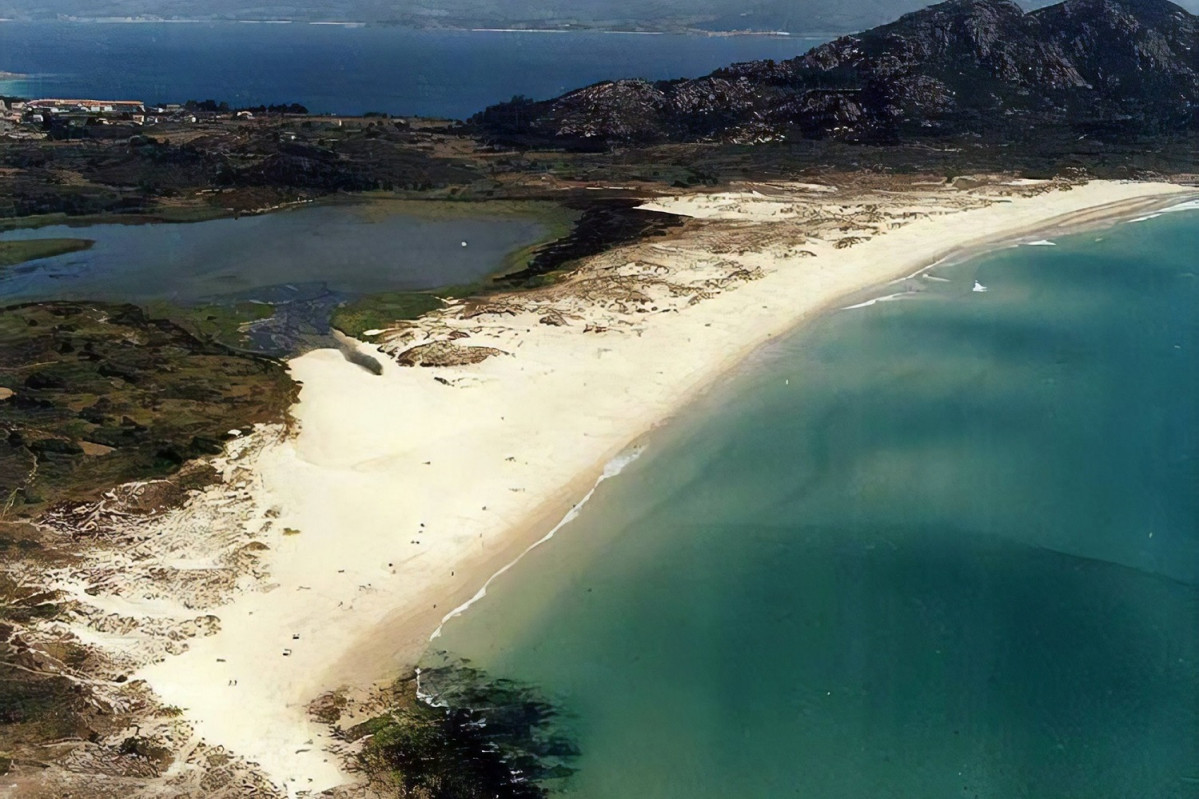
[841,291,915,310]
[429,445,646,641]
[1160,199,1199,214]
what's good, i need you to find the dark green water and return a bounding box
[0,203,545,305]
[429,209,1199,798]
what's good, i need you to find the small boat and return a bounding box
[972,280,988,293]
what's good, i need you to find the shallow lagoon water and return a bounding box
[430,211,1199,797]
[0,203,547,352]
[0,203,545,305]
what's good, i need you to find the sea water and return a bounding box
[429,209,1199,797]
[0,23,825,119]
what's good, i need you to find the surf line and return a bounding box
[840,291,917,310]
[428,445,647,641]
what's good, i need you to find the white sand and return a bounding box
[133,179,1191,794]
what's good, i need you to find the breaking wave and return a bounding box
[429,445,646,640]
[841,291,916,310]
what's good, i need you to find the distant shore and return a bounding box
[111,178,1191,793]
[0,18,829,37]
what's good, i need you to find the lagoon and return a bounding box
[0,202,547,350]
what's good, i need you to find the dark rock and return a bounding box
[472,0,1199,147]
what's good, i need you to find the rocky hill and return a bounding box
[472,0,1199,147]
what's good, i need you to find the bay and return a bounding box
[430,210,1199,798]
[0,22,825,119]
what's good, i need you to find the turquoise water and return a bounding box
[429,210,1199,797]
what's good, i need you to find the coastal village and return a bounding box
[0,95,315,139]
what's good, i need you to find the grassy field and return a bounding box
[330,292,447,339]
[142,300,278,349]
[0,238,94,267]
[0,205,236,233]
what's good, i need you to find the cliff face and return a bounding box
[472,0,1199,146]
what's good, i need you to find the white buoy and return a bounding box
[461,240,468,248]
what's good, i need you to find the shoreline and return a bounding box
[333,183,1197,685]
[426,187,1199,642]
[124,179,1191,794]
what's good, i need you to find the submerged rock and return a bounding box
[347,659,577,799]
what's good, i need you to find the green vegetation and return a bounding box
[0,568,104,754]
[0,300,297,778]
[0,302,296,518]
[0,205,233,233]
[330,292,446,338]
[0,238,93,268]
[143,300,277,348]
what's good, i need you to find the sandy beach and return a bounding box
[47,177,1191,795]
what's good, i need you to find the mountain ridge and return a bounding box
[471,0,1199,147]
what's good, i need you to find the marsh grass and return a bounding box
[0,238,94,268]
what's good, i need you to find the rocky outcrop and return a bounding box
[394,341,508,367]
[472,0,1199,146]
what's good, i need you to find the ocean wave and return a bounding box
[414,667,449,708]
[1026,239,1056,246]
[1159,199,1199,214]
[428,444,646,641]
[841,291,915,310]
[1119,198,1199,224]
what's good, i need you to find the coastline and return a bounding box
[118,178,1191,794]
